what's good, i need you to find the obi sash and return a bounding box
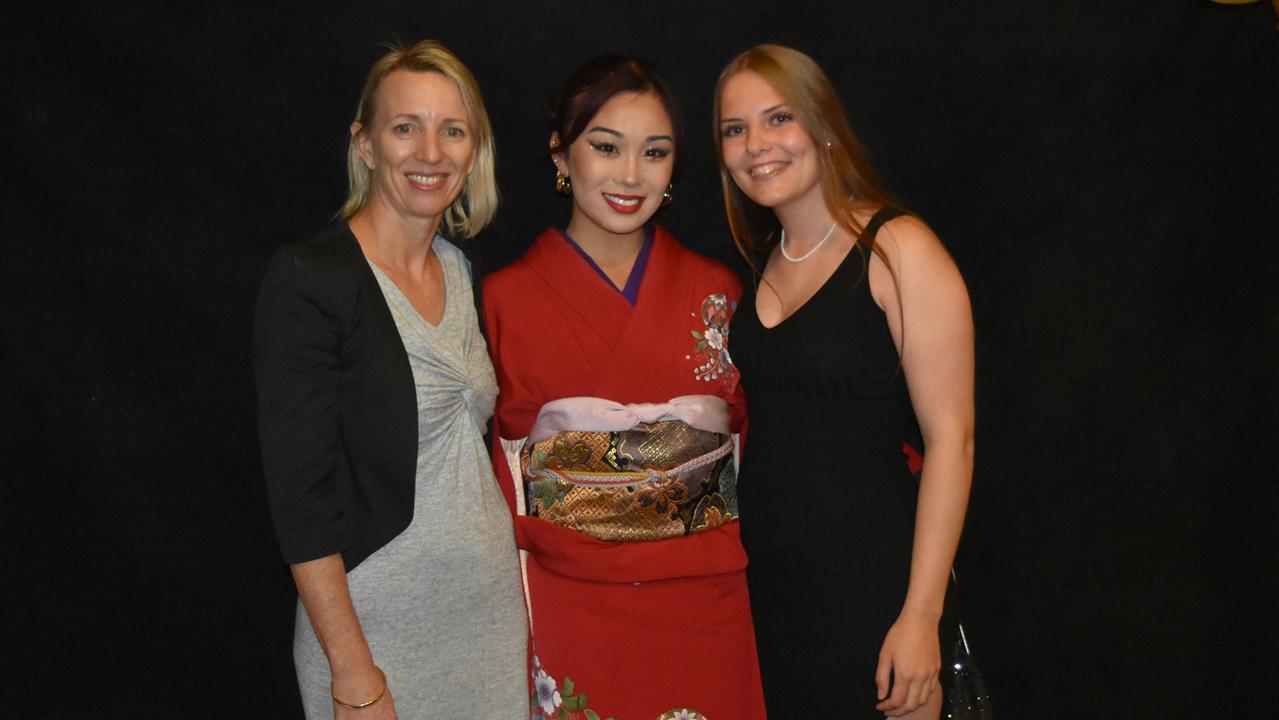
[520,396,738,544]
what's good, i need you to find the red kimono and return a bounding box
[484,227,766,720]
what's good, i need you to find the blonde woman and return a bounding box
[254,40,526,719]
[716,44,975,719]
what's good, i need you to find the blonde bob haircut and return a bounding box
[714,44,898,272]
[339,39,498,239]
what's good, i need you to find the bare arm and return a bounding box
[292,555,397,719]
[870,216,976,717]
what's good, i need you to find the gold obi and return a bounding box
[521,420,738,543]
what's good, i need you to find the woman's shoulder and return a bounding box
[257,223,371,318]
[266,223,363,277]
[481,254,532,299]
[866,210,965,300]
[870,211,946,262]
[481,228,560,296]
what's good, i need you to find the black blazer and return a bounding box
[253,223,417,570]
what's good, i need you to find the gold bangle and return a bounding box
[331,666,387,710]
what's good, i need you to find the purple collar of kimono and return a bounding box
[556,224,655,306]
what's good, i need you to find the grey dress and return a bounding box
[293,237,527,719]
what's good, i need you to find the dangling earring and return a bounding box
[661,183,674,207]
[555,171,572,195]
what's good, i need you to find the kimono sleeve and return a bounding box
[720,268,748,434]
[481,278,523,516]
[253,248,356,564]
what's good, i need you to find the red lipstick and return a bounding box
[602,193,644,214]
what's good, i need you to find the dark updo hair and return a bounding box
[550,55,685,180]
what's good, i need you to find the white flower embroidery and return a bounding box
[690,293,739,388]
[532,668,562,715]
[704,327,724,351]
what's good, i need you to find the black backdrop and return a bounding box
[4,1,1277,718]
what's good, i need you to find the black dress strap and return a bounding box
[860,206,906,243]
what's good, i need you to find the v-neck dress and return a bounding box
[292,237,527,719]
[730,209,945,717]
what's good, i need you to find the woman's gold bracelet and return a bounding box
[331,666,387,710]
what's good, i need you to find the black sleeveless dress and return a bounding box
[733,208,950,717]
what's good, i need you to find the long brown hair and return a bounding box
[713,44,900,275]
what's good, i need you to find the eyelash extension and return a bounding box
[588,141,617,154]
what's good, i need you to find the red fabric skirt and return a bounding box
[518,516,766,720]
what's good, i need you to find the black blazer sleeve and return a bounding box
[253,244,356,564]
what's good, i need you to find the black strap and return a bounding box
[860,206,906,244]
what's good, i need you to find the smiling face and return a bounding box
[353,69,476,226]
[554,91,675,244]
[718,70,823,215]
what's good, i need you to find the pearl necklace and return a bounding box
[779,222,837,263]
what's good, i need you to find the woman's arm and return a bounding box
[254,247,395,718]
[292,556,396,719]
[254,248,356,561]
[869,216,976,717]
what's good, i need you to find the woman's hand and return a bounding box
[332,663,396,719]
[874,613,941,717]
[289,556,393,719]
